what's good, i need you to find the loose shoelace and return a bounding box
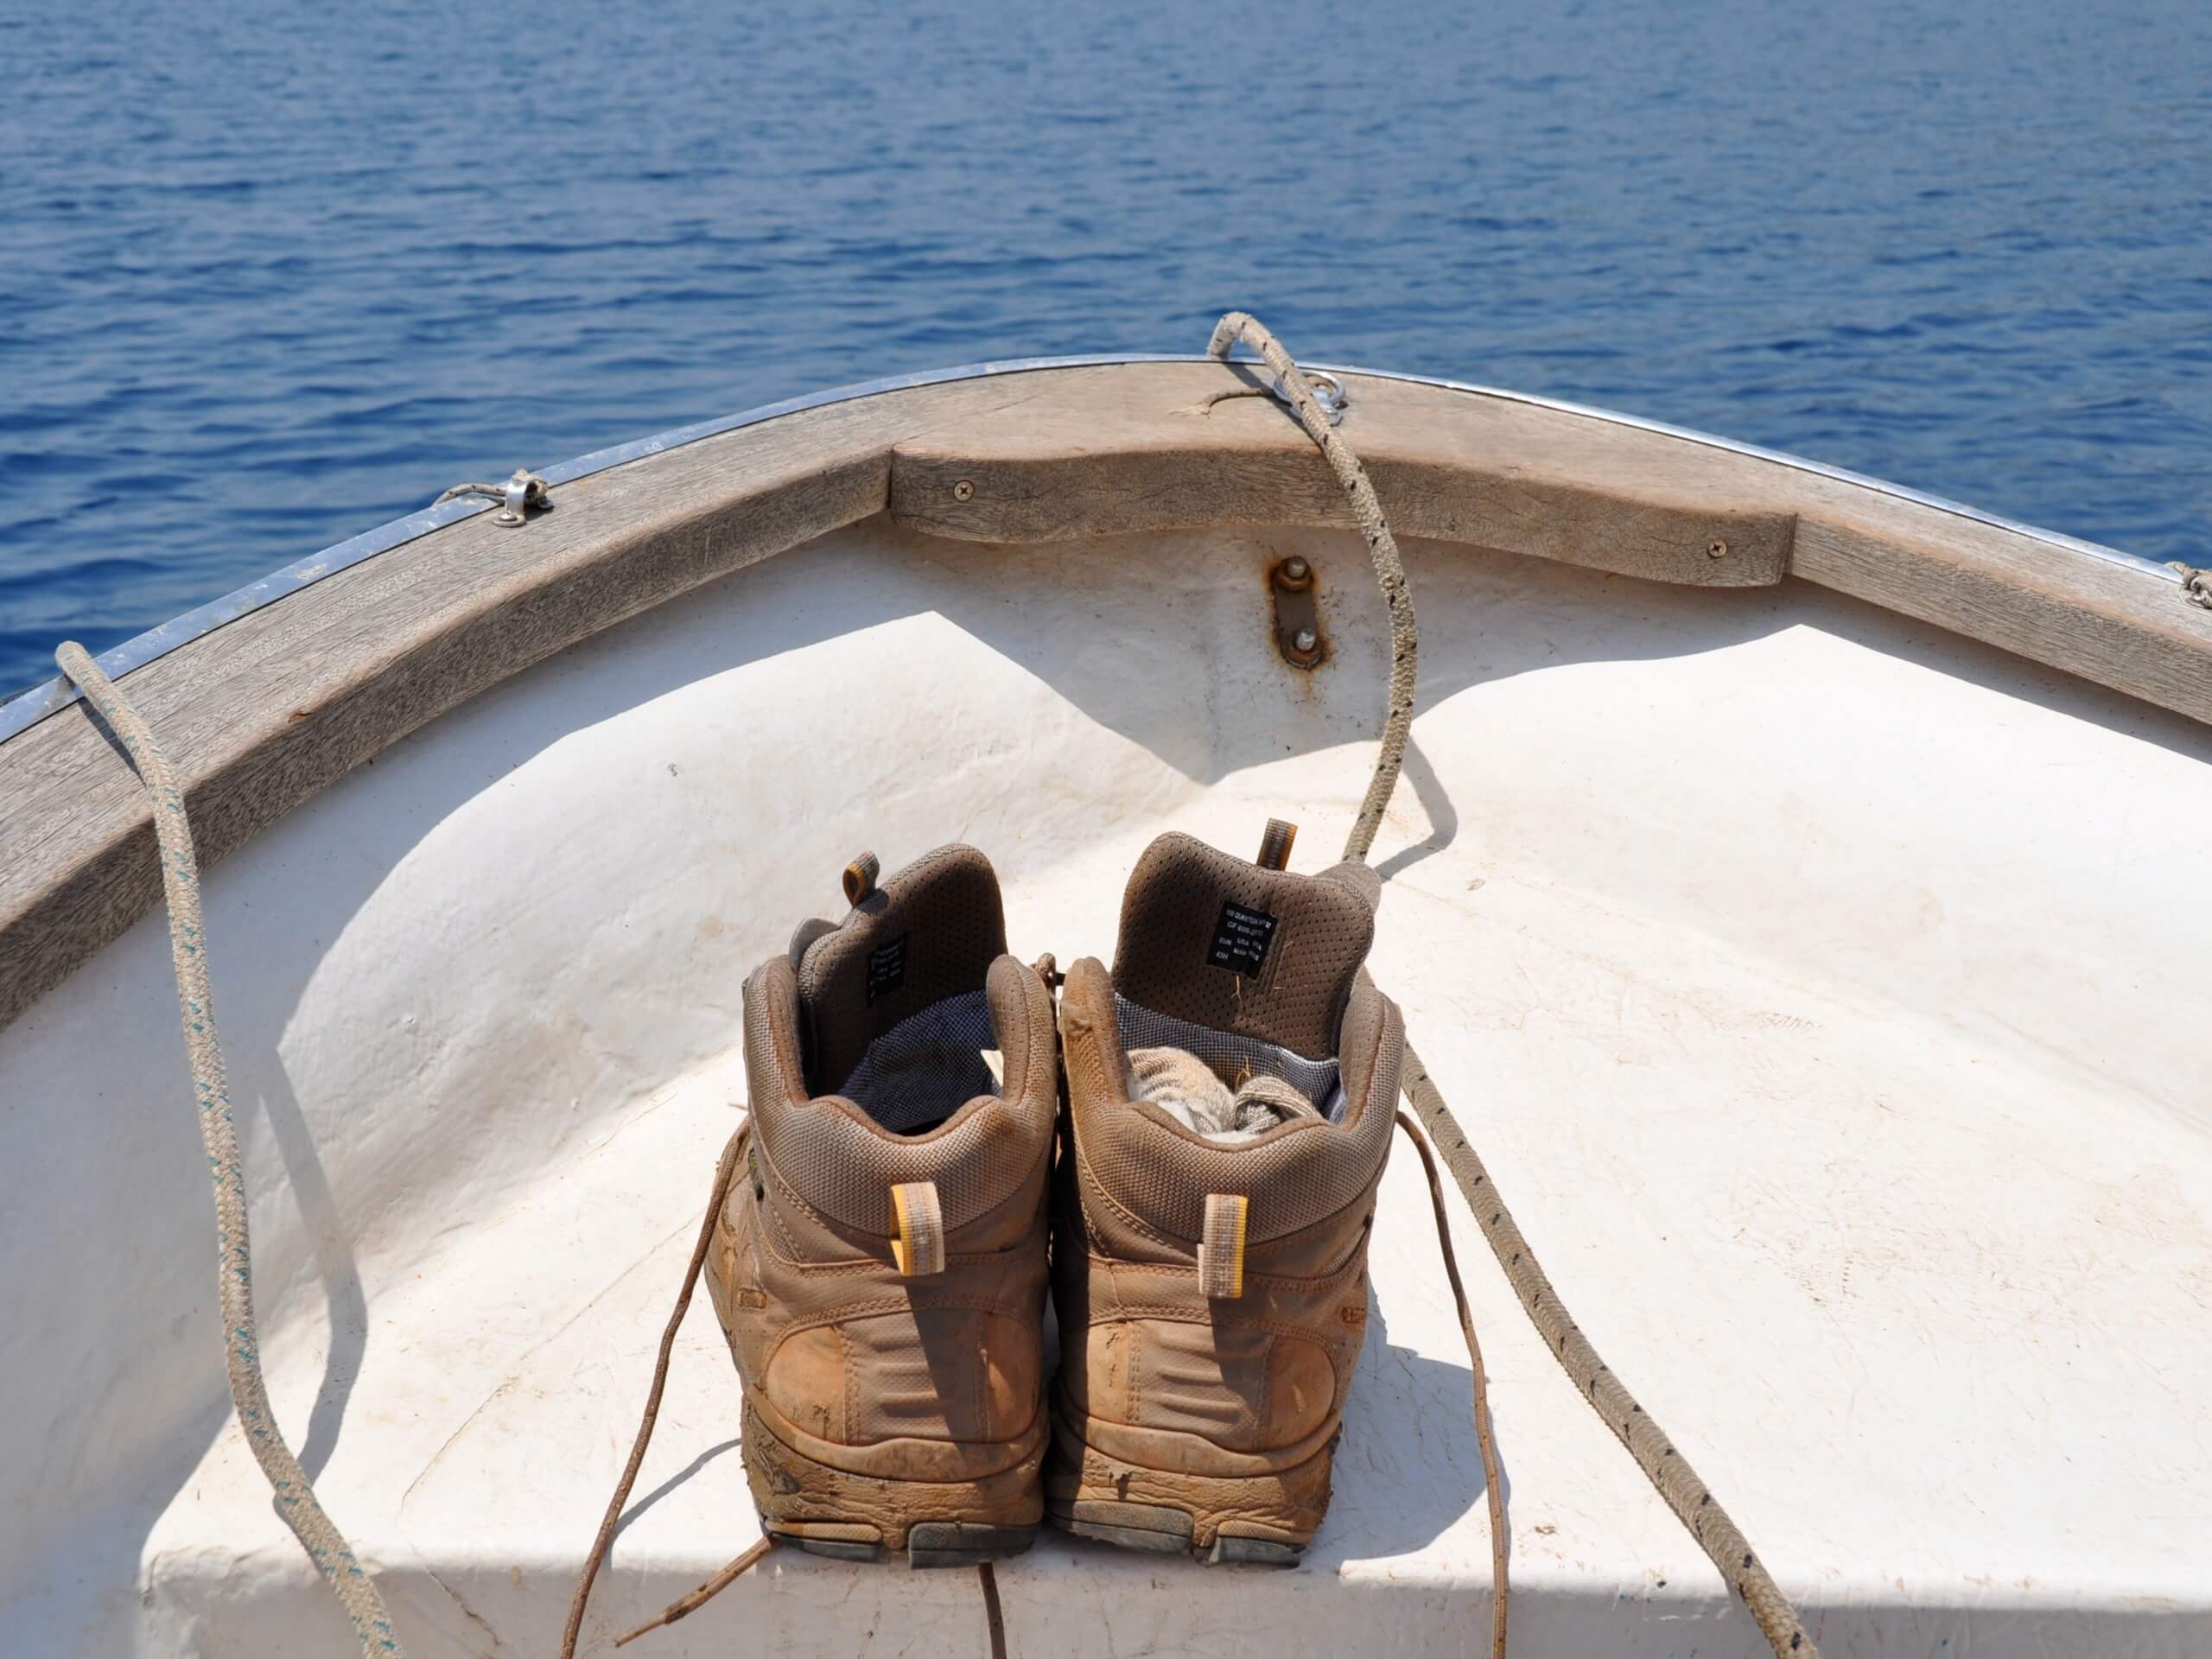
[562,1109,1507,1659]
[560,1116,1009,1657]
[559,1128,861,1655]
[1397,1109,1512,1659]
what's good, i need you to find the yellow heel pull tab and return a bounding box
[842,852,881,907]
[1198,1193,1249,1299]
[890,1180,945,1277]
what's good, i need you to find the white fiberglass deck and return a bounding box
[3,518,2209,1656]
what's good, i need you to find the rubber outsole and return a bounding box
[741,1397,1046,1568]
[772,1521,1039,1569]
[1043,1416,1324,1567]
[1046,1498,1305,1567]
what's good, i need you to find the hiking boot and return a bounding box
[705,846,1057,1567]
[1047,829,1403,1565]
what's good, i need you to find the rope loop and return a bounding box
[1206,312,1418,863]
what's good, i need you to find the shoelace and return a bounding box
[1396,1109,1511,1659]
[565,1052,1510,1659]
[559,1119,1008,1657]
[563,1122,1501,1659]
[1403,1049,1821,1658]
[561,1128,752,1656]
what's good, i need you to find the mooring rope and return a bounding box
[1217,312,1503,1643]
[1401,1046,1821,1659]
[53,642,405,1659]
[1211,309,1503,1637]
[1205,311,1418,862]
[1227,311,1821,1656]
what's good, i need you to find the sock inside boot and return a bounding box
[1126,1046,1324,1142]
[1114,992,1344,1142]
[835,988,1000,1135]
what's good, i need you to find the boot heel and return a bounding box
[743,1399,1044,1567]
[1043,1415,1319,1567]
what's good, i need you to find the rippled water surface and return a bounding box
[3,0,2208,695]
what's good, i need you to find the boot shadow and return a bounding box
[1311,1291,1503,1566]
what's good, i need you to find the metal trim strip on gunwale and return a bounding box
[0,352,2183,748]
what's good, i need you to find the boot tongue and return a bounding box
[795,844,1008,1095]
[1110,831,1376,1062]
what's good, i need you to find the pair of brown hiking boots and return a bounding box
[703,830,1402,1569]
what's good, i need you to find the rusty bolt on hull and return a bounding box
[1270,556,1325,668]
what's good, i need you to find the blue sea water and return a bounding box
[3,0,2209,697]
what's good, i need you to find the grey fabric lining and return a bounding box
[1115,993,1346,1122]
[834,988,999,1134]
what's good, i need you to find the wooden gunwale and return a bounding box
[3,358,2205,1033]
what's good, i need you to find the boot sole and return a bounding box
[1043,1414,1329,1567]
[742,1397,1044,1569]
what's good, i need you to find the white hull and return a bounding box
[3,360,2208,1656]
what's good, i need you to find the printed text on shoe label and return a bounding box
[1208,901,1279,977]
